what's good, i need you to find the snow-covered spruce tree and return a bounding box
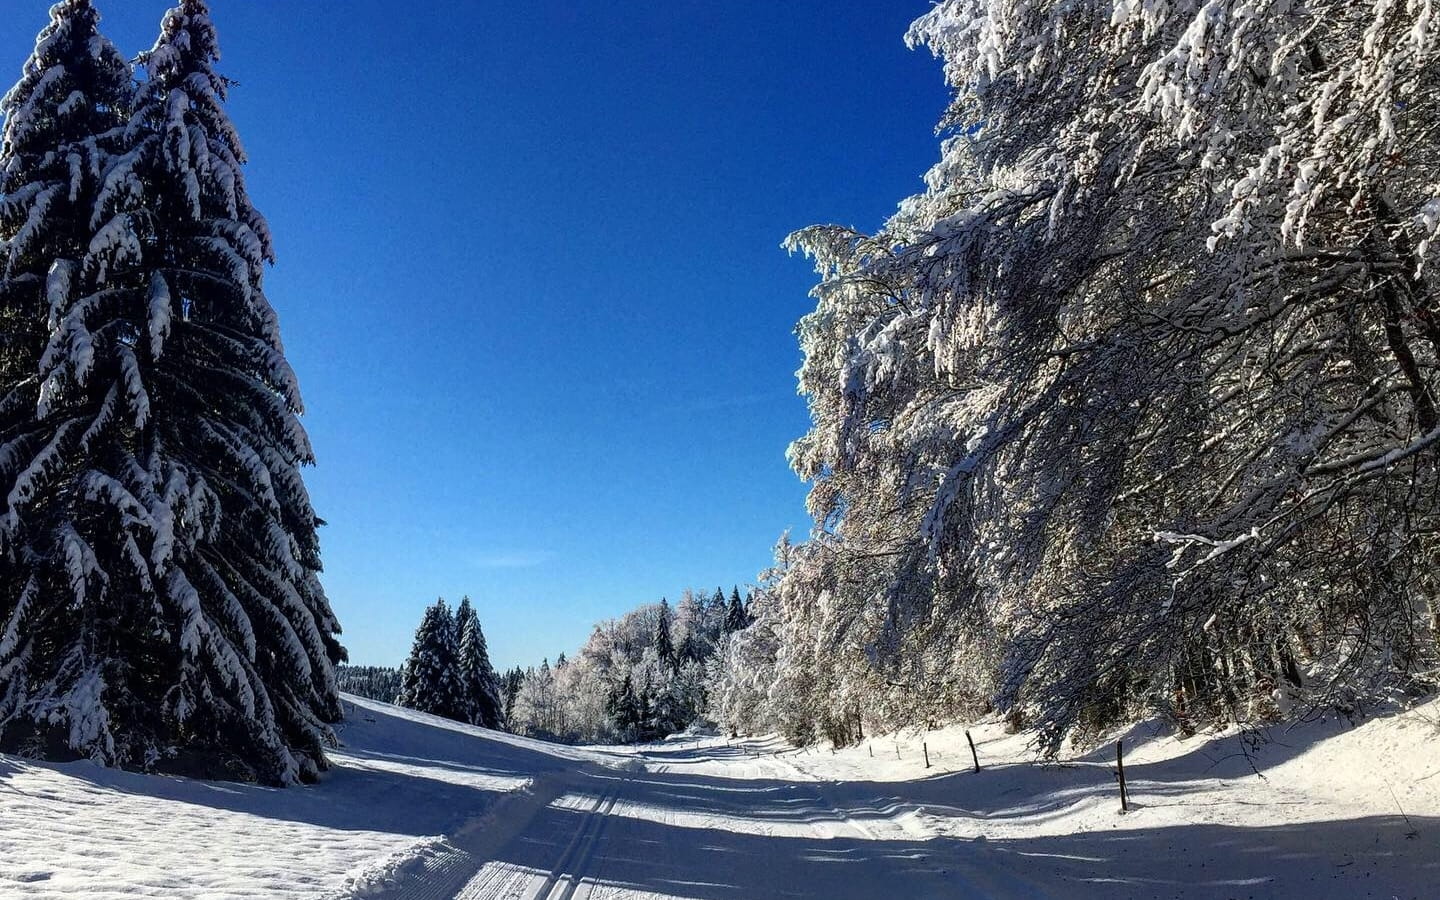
[0,0,344,784]
[0,1,134,747]
[0,1,130,395]
[604,672,638,742]
[397,599,464,720]
[723,586,751,633]
[455,596,503,728]
[654,597,674,670]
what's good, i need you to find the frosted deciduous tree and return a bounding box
[717,0,1440,751]
[511,658,567,739]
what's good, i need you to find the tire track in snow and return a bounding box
[352,766,611,900]
[533,784,621,900]
[761,752,1057,899]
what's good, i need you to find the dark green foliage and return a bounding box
[0,0,344,786]
[397,600,464,720]
[724,586,750,633]
[654,598,674,669]
[605,673,642,742]
[456,596,503,728]
[676,632,698,664]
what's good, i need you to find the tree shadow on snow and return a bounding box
[3,701,1434,899]
[0,698,587,838]
[481,783,1437,900]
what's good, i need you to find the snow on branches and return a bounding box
[0,1,343,785]
[712,0,1440,751]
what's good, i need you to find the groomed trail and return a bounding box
[1,694,1436,899]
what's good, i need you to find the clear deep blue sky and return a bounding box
[2,2,948,670]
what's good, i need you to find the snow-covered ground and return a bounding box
[2,694,1436,899]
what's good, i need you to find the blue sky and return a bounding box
[1,2,948,670]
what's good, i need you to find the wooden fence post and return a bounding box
[966,730,980,773]
[1116,740,1130,813]
[923,742,931,769]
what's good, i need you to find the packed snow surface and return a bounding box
[2,694,1437,898]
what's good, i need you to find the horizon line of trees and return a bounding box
[333,665,402,705]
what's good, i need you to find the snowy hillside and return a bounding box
[1,693,1435,898]
[0,696,594,898]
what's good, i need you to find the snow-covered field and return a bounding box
[2,694,1436,899]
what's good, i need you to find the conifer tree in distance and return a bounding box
[455,596,503,728]
[655,597,675,670]
[501,667,523,726]
[724,586,749,633]
[606,672,640,742]
[398,600,464,720]
[676,631,697,665]
[0,1,344,785]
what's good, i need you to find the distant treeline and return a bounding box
[507,586,752,744]
[335,666,403,704]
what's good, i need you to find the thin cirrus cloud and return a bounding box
[471,550,555,570]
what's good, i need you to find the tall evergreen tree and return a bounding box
[606,672,640,742]
[710,587,727,621]
[0,0,343,785]
[654,597,674,669]
[636,674,656,742]
[0,0,134,761]
[455,596,503,728]
[0,0,129,391]
[398,599,463,720]
[676,631,697,665]
[724,586,749,633]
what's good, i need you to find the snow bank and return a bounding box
[0,695,592,899]
[708,697,1440,897]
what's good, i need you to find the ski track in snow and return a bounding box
[2,694,1438,899]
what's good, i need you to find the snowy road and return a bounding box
[294,714,1063,900]
[2,695,1435,899]
[365,721,1435,900]
[397,754,972,900]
